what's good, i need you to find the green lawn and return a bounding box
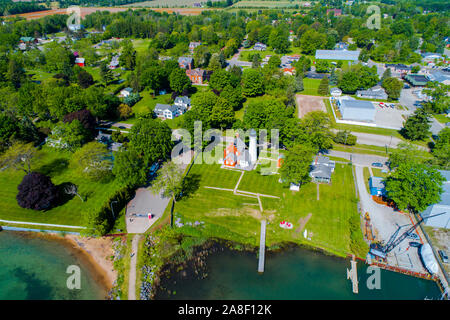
[363,167,371,194]
[372,167,389,178]
[171,162,367,257]
[434,114,449,124]
[300,78,323,96]
[0,146,122,227]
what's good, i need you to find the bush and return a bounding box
[16,172,58,210]
[334,130,357,145]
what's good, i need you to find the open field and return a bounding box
[0,146,122,226]
[10,6,208,20]
[296,94,326,118]
[122,0,205,7]
[231,1,314,9]
[171,162,368,257]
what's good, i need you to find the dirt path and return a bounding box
[296,94,326,118]
[128,234,140,300]
[295,213,312,234]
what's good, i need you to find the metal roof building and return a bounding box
[337,98,376,122]
[315,49,360,61]
[421,170,450,229]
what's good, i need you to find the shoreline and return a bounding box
[2,230,117,298]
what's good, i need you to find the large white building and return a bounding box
[421,170,450,229]
[337,97,376,122]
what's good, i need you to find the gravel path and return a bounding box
[128,234,140,300]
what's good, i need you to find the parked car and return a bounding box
[438,250,448,263]
[371,162,383,168]
[407,232,420,240]
[404,84,410,89]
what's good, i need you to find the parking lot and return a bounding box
[373,102,407,130]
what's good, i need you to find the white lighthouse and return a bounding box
[249,129,257,164]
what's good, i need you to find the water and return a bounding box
[0,231,106,300]
[156,245,442,300]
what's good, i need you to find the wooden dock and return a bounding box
[258,220,266,273]
[347,255,359,294]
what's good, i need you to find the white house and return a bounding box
[154,104,186,120]
[174,96,191,109]
[119,87,133,98]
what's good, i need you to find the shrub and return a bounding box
[16,172,58,210]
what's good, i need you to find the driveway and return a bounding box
[324,150,388,167]
[354,165,427,273]
[226,47,252,68]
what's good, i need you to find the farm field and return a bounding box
[231,1,314,9]
[122,0,206,7]
[171,162,368,257]
[0,146,123,227]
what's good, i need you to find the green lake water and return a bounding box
[0,231,106,300]
[156,246,442,300]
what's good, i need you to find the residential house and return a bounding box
[315,49,360,61]
[254,42,267,51]
[356,85,388,100]
[189,41,201,53]
[421,170,450,229]
[68,24,84,32]
[310,155,335,183]
[283,67,296,76]
[154,103,185,120]
[75,57,85,67]
[178,56,193,69]
[369,177,386,196]
[335,42,349,50]
[422,52,443,62]
[326,9,342,16]
[186,68,206,85]
[174,96,191,109]
[337,97,376,122]
[119,87,133,98]
[109,54,120,69]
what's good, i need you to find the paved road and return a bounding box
[324,150,388,167]
[128,234,140,300]
[367,59,385,78]
[226,47,252,68]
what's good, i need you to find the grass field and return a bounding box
[434,114,449,124]
[0,146,122,227]
[231,1,313,9]
[301,78,322,96]
[171,162,368,257]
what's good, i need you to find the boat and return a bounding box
[409,241,421,248]
[419,243,439,275]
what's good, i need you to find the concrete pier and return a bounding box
[258,220,266,273]
[347,255,359,294]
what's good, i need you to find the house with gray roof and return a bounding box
[356,85,388,100]
[421,170,450,229]
[254,42,267,51]
[154,103,186,120]
[174,96,191,109]
[310,155,335,183]
[315,49,360,61]
[337,97,376,122]
[178,56,193,69]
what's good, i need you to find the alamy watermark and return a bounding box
[366,5,381,30]
[66,6,81,30]
[66,265,81,290]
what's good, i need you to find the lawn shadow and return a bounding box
[179,173,201,200]
[37,158,69,177]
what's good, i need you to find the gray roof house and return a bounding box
[178,56,193,69]
[421,170,450,229]
[254,42,267,51]
[356,85,388,100]
[315,49,360,61]
[174,96,191,109]
[310,155,335,183]
[337,97,376,122]
[154,103,185,120]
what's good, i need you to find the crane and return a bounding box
[369,212,446,259]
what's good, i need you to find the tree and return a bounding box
[50,120,88,151]
[267,55,281,69]
[317,77,329,96]
[129,118,173,165]
[117,103,133,120]
[315,60,330,73]
[382,77,403,100]
[329,68,338,86]
[294,72,304,92]
[169,68,191,94]
[0,142,36,174]
[16,172,57,210]
[381,68,392,83]
[251,53,261,68]
[280,144,315,187]
[113,149,147,187]
[220,85,243,110]
[210,98,235,129]
[77,69,94,89]
[208,52,226,71]
[338,71,360,93]
[334,130,357,145]
[209,69,231,92]
[269,27,290,54]
[64,183,84,202]
[384,163,445,213]
[72,142,112,180]
[300,29,326,55]
[100,61,114,85]
[7,56,25,89]
[151,161,183,228]
[432,128,450,169]
[423,83,450,114]
[401,108,431,141]
[193,45,211,68]
[63,109,96,140]
[242,69,264,97]
[123,92,141,107]
[119,40,136,70]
